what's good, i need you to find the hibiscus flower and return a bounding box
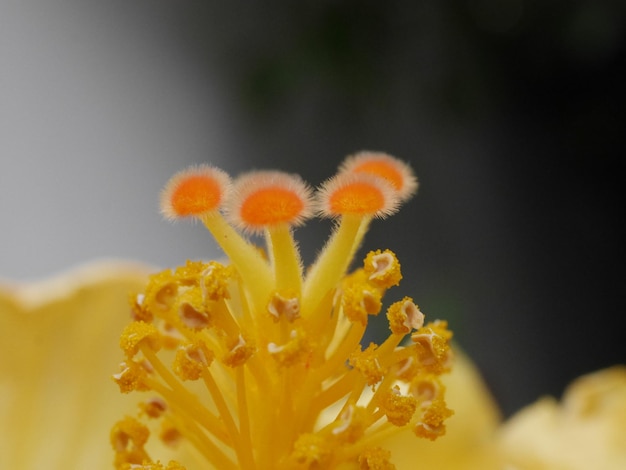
[2,153,623,469]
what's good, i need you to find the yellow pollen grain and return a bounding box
[353,160,404,191]
[328,182,385,215]
[170,175,223,216]
[239,187,305,226]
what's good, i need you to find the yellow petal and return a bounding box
[0,262,150,469]
[498,365,626,470]
[379,349,503,469]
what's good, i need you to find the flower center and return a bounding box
[111,153,453,470]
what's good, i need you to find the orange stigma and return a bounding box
[318,173,399,218]
[227,171,313,232]
[160,165,230,220]
[341,151,418,201]
[241,188,303,225]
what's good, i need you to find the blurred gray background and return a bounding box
[2,0,624,416]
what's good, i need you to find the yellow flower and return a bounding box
[2,152,624,469]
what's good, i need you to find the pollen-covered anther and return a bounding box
[411,321,453,373]
[408,375,453,440]
[413,397,454,441]
[178,301,211,330]
[331,404,369,443]
[144,270,178,313]
[173,260,208,285]
[340,151,418,202]
[393,356,419,381]
[120,321,161,358]
[377,385,417,427]
[349,343,385,387]
[200,261,232,301]
[410,376,441,405]
[140,397,168,419]
[341,281,382,326]
[358,446,395,470]
[363,249,403,289]
[387,297,424,335]
[113,360,151,394]
[175,285,210,330]
[173,341,214,381]
[130,293,153,322]
[160,164,231,220]
[226,170,314,232]
[290,433,332,468]
[267,291,300,322]
[160,420,183,448]
[222,334,255,367]
[267,329,310,367]
[317,172,400,218]
[111,416,150,466]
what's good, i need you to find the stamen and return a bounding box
[222,334,255,367]
[349,343,386,388]
[266,328,310,367]
[387,297,425,335]
[119,321,161,358]
[357,447,394,469]
[111,416,150,465]
[113,360,150,393]
[140,397,168,419]
[376,386,418,426]
[160,421,183,447]
[412,379,454,441]
[267,291,300,322]
[173,341,214,381]
[340,270,383,326]
[176,288,211,330]
[412,321,453,374]
[363,249,403,289]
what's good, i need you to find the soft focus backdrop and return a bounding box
[2,0,624,416]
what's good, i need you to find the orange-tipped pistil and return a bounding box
[227,171,313,233]
[160,165,230,220]
[341,151,418,202]
[317,172,399,219]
